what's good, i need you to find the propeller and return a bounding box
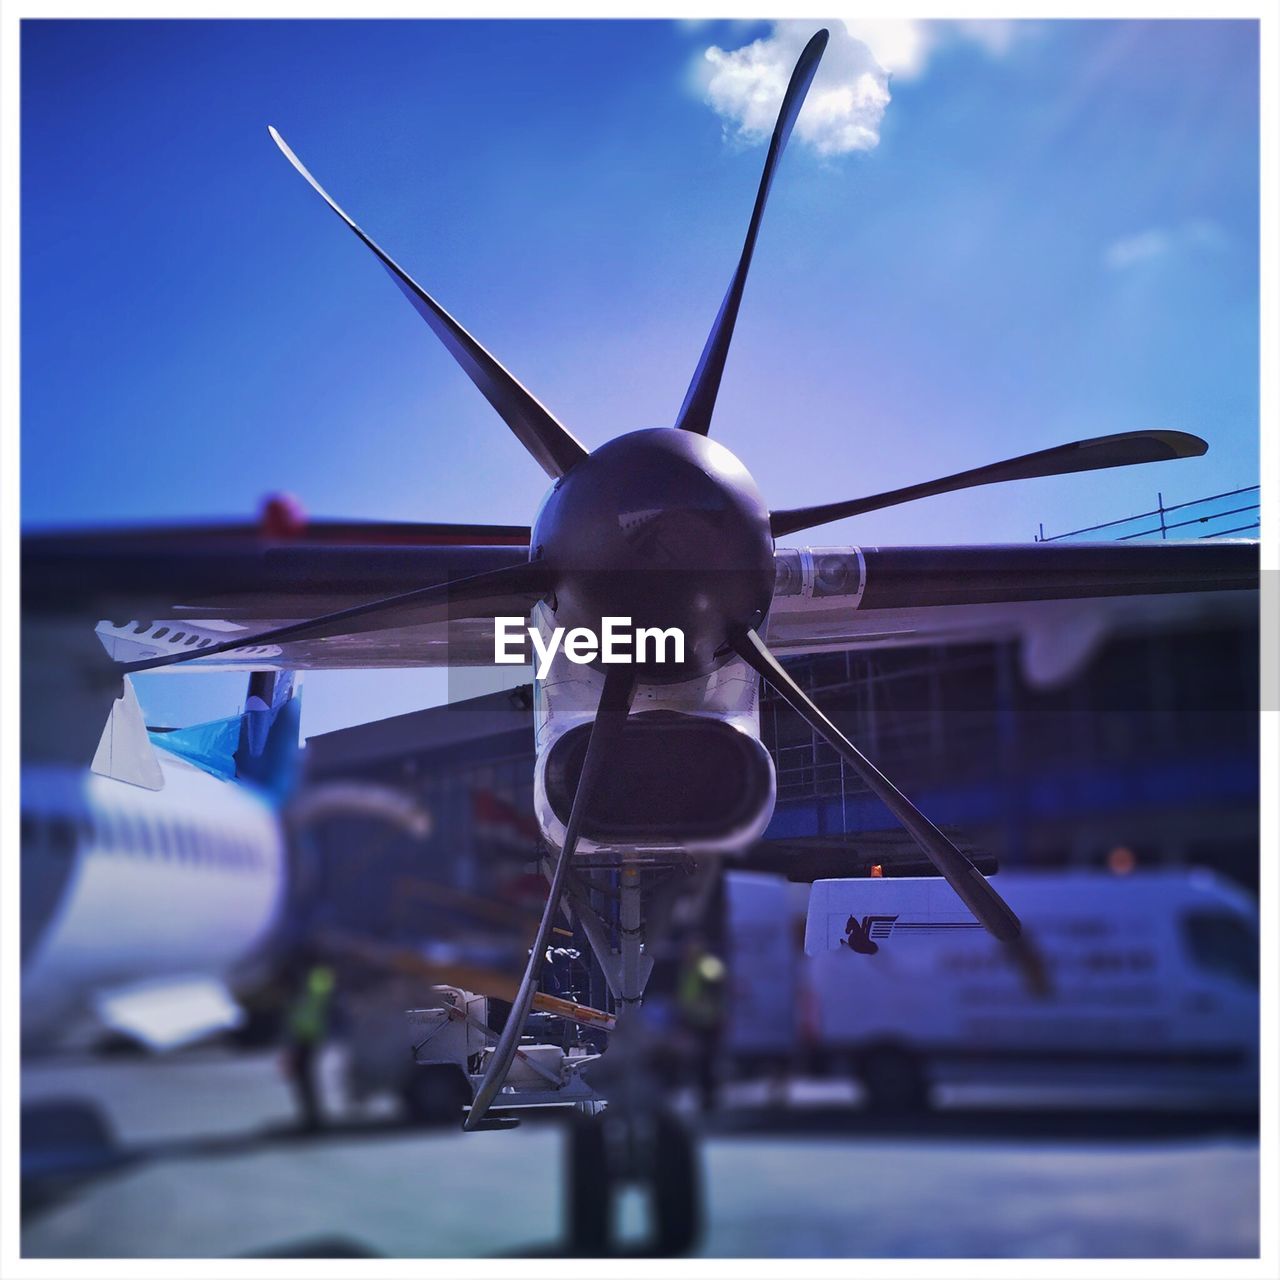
[268,127,588,480]
[674,28,828,437]
[770,430,1208,538]
[118,560,552,676]
[464,665,636,1130]
[730,627,1022,943]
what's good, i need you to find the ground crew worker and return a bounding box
[283,961,335,1131]
[676,938,727,1111]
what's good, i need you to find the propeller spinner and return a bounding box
[532,429,774,682]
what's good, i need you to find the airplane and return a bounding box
[19,663,441,1055]
[19,26,1258,1253]
[19,673,302,1052]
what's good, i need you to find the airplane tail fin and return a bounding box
[234,671,302,799]
[146,671,302,800]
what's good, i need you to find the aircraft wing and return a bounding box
[24,531,1257,676]
[21,524,530,766]
[23,529,532,669]
[767,542,1259,685]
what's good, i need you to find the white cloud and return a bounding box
[699,19,1020,157]
[1104,219,1226,271]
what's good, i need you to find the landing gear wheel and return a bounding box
[566,1113,612,1254]
[652,1109,701,1256]
[563,1108,702,1256]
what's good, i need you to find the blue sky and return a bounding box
[21,19,1260,731]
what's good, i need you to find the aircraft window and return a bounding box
[153,627,170,639]
[171,632,186,643]
[132,621,150,633]
[185,635,200,646]
[199,638,215,648]
[1182,911,1257,987]
[115,814,136,855]
[48,818,76,858]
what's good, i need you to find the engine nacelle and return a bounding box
[529,603,775,858]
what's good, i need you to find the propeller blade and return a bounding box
[119,560,553,675]
[464,665,636,1130]
[268,127,588,480]
[1006,934,1053,999]
[731,627,1022,943]
[770,430,1208,538]
[674,28,828,436]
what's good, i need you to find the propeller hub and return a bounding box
[532,429,774,682]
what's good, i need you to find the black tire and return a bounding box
[565,1113,611,1254]
[858,1045,932,1114]
[402,1064,471,1128]
[652,1109,701,1256]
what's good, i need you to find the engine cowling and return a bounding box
[530,604,776,857]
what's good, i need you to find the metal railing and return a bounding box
[1035,485,1259,543]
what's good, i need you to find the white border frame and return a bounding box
[2,5,1274,1278]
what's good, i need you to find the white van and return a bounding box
[802,870,1258,1110]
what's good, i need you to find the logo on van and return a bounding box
[842,914,990,952]
[842,914,898,954]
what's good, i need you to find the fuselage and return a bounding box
[21,747,286,1045]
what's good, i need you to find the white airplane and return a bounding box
[20,673,297,1052]
[19,657,437,1055]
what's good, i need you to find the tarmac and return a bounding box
[21,1049,1259,1259]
